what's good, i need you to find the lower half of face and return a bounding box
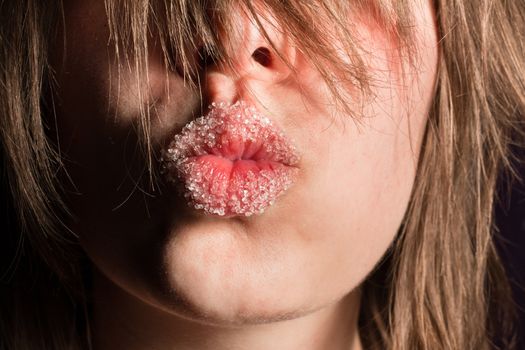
[55,0,437,325]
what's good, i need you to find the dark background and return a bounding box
[496,148,525,349]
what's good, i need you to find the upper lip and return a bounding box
[163,101,300,168]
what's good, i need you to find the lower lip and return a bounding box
[175,154,298,217]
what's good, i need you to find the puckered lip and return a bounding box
[160,100,300,217]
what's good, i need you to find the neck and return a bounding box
[91,270,363,350]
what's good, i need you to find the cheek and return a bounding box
[289,123,418,294]
[286,18,435,293]
[51,0,204,305]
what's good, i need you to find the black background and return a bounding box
[496,148,525,349]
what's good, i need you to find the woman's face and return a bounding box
[53,1,437,324]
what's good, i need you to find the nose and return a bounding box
[203,11,295,104]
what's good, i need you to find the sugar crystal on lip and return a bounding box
[161,100,299,217]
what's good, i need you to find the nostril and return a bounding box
[251,47,272,67]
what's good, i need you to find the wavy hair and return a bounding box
[1,0,524,349]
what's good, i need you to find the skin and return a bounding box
[51,0,438,349]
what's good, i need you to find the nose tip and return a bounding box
[203,11,295,104]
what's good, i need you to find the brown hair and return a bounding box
[1,0,524,349]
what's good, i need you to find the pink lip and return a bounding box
[162,101,300,217]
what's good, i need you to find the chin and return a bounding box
[156,220,317,326]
